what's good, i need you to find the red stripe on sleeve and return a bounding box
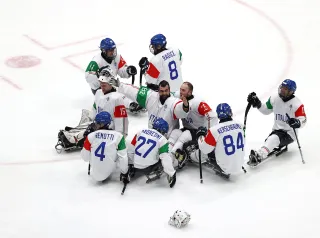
[118,55,126,69]
[198,102,212,115]
[114,105,128,118]
[83,137,91,151]
[173,101,183,120]
[204,130,217,147]
[295,104,306,117]
[146,62,160,78]
[131,134,137,146]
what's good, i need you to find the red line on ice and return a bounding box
[0,75,22,90]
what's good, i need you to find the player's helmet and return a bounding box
[278,79,296,100]
[153,118,169,135]
[216,103,232,119]
[98,66,118,86]
[95,111,112,128]
[168,210,191,228]
[149,34,167,55]
[100,38,117,61]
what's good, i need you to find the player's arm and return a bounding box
[80,135,93,162]
[115,54,130,78]
[197,128,216,154]
[113,96,129,137]
[118,83,153,109]
[117,135,129,174]
[85,60,100,86]
[198,101,218,128]
[158,142,176,177]
[258,96,274,115]
[172,99,189,120]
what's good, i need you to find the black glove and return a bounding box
[139,57,149,74]
[83,122,96,139]
[129,102,143,113]
[196,126,208,140]
[120,172,130,184]
[126,65,137,76]
[247,92,261,108]
[167,172,176,188]
[287,118,301,128]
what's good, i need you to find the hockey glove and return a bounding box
[196,126,208,140]
[129,102,144,114]
[83,122,96,139]
[120,172,130,184]
[247,92,261,108]
[167,172,176,188]
[287,118,301,128]
[139,57,149,74]
[126,65,137,76]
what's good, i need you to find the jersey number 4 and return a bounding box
[168,61,178,80]
[94,142,106,161]
[223,132,244,156]
[135,136,156,158]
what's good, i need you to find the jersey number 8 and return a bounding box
[168,61,178,80]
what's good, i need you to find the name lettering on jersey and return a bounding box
[183,117,193,125]
[162,51,176,61]
[142,129,162,139]
[217,123,242,134]
[275,114,289,122]
[95,132,115,140]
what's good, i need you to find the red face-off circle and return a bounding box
[5,55,41,68]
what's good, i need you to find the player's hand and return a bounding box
[196,126,207,140]
[126,65,137,76]
[287,118,301,128]
[120,172,130,184]
[247,92,261,108]
[167,172,176,188]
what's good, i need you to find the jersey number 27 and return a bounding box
[135,136,156,158]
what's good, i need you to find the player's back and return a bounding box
[150,47,183,92]
[87,129,123,181]
[133,128,168,169]
[211,120,245,174]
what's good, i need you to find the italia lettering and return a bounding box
[275,114,288,122]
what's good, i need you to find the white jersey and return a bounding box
[145,47,183,92]
[198,120,245,174]
[81,129,128,182]
[85,53,130,90]
[258,93,307,139]
[181,96,218,130]
[93,89,129,137]
[118,83,189,138]
[129,128,175,177]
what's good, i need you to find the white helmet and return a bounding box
[168,210,191,228]
[98,67,119,87]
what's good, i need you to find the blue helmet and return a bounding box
[281,79,296,92]
[150,34,167,55]
[153,118,169,134]
[216,103,232,119]
[150,34,167,47]
[100,38,116,50]
[100,38,117,61]
[95,111,112,126]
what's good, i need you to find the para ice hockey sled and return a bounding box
[247,145,288,168]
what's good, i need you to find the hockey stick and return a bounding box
[199,149,203,183]
[131,74,135,85]
[121,182,127,195]
[88,163,91,175]
[286,113,305,164]
[243,102,252,135]
[139,68,143,87]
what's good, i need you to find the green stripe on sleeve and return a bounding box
[159,143,169,154]
[136,86,149,108]
[117,136,126,150]
[266,97,273,109]
[85,61,99,72]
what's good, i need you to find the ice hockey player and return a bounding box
[128,118,176,187]
[247,79,307,166]
[55,68,129,152]
[168,82,219,168]
[115,79,190,138]
[85,37,142,113]
[80,111,130,184]
[138,34,183,92]
[196,103,245,178]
